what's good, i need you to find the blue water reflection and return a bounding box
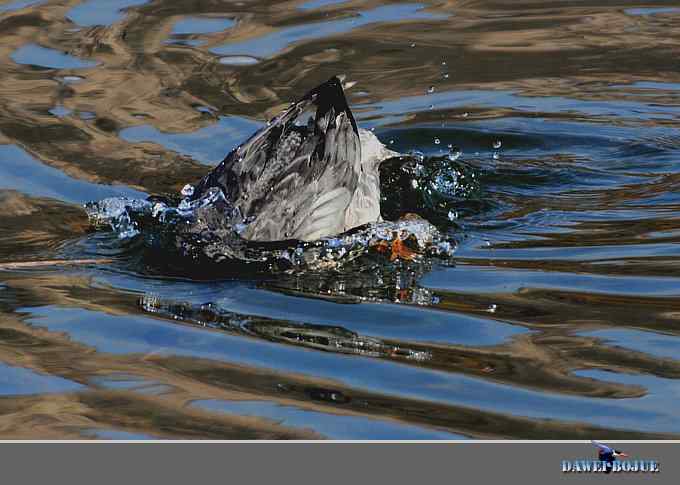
[0,145,146,203]
[21,304,680,433]
[11,44,98,70]
[194,399,467,439]
[578,329,680,361]
[211,4,447,60]
[95,273,527,346]
[67,0,150,27]
[0,361,84,396]
[120,116,262,165]
[423,264,680,297]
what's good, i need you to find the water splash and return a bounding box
[380,152,480,225]
[448,146,462,161]
[85,173,459,273]
[84,197,151,239]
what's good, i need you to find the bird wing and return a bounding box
[591,441,613,454]
[193,76,362,242]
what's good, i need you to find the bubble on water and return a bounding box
[447,210,457,221]
[389,139,395,145]
[492,151,500,160]
[487,304,497,313]
[461,112,469,118]
[492,140,502,149]
[443,73,449,79]
[410,42,416,48]
[434,138,441,145]
[431,168,459,195]
[441,60,447,66]
[219,55,259,66]
[181,184,195,197]
[429,104,434,110]
[411,179,419,189]
[427,86,435,94]
[61,75,84,83]
[448,146,461,161]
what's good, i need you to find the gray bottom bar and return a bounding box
[0,442,675,484]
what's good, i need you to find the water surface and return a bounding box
[1,0,680,440]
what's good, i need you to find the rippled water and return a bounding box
[1,0,680,440]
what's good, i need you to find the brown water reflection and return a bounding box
[1,0,680,439]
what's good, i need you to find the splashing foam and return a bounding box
[85,158,463,271]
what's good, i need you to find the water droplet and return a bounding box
[181,184,195,197]
[427,86,435,94]
[448,146,461,161]
[434,138,441,145]
[493,140,502,149]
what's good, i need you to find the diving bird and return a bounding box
[591,441,628,473]
[191,76,404,245]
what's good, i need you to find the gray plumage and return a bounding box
[192,76,399,242]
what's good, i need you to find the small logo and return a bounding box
[592,441,629,473]
[560,441,660,474]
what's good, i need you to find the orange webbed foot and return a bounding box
[371,231,421,261]
[389,237,418,261]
